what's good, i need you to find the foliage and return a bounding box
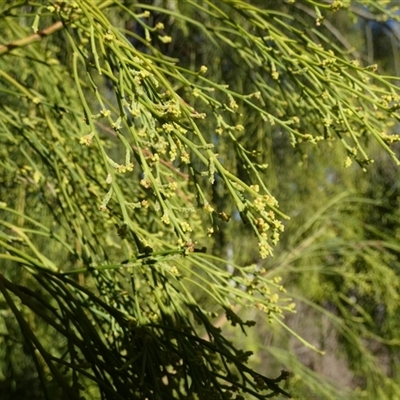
[1,0,400,399]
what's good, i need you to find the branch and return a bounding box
[294,3,362,60]
[94,121,190,180]
[0,21,64,56]
[0,0,116,57]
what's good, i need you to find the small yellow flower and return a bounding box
[161,213,171,225]
[141,199,149,208]
[204,203,214,213]
[79,132,94,146]
[169,147,177,162]
[230,99,238,110]
[151,153,159,163]
[192,88,201,98]
[180,151,190,164]
[130,107,141,117]
[258,240,272,259]
[271,71,279,80]
[159,35,172,44]
[292,116,300,124]
[250,184,259,193]
[140,178,151,189]
[168,181,178,191]
[273,276,282,284]
[344,156,352,168]
[103,32,114,42]
[270,293,279,303]
[162,123,174,133]
[254,196,265,211]
[255,302,268,312]
[180,221,192,232]
[100,109,111,118]
[169,266,179,275]
[199,65,208,74]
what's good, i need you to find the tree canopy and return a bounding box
[1,1,400,399]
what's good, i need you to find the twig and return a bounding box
[0,0,117,57]
[94,121,190,179]
[294,3,362,60]
[0,21,64,56]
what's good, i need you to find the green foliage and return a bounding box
[1,0,400,399]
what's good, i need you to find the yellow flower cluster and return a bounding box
[79,132,94,146]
